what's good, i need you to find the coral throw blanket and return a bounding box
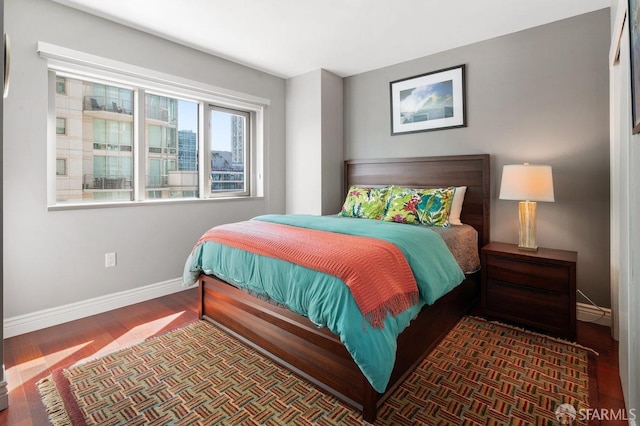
[196,220,418,328]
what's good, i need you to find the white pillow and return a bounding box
[449,186,467,225]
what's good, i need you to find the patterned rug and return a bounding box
[38,316,595,425]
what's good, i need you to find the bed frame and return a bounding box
[198,154,490,422]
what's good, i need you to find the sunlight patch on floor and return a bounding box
[7,341,92,392]
[79,311,186,362]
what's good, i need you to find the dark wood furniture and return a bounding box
[199,154,490,422]
[481,242,577,339]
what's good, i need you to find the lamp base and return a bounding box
[518,200,538,251]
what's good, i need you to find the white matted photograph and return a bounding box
[390,64,466,135]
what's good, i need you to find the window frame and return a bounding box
[206,105,251,198]
[40,42,268,210]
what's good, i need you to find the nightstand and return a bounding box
[481,242,577,339]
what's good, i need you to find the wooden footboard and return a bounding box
[199,273,479,422]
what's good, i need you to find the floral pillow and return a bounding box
[339,186,392,220]
[382,186,455,227]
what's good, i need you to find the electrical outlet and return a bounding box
[105,252,117,268]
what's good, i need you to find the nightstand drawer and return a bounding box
[485,280,570,329]
[485,254,570,293]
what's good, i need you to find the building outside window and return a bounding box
[55,77,134,202]
[178,130,198,171]
[145,94,198,198]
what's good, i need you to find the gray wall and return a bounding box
[344,10,611,306]
[4,0,286,319]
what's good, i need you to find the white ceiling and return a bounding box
[52,0,610,78]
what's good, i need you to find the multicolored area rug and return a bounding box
[38,316,595,425]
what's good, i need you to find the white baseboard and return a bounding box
[576,302,612,328]
[3,284,613,337]
[3,278,190,338]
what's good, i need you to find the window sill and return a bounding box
[47,195,264,212]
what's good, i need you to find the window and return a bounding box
[93,119,132,151]
[92,155,132,194]
[145,93,198,199]
[56,76,66,94]
[209,106,249,196]
[91,83,133,114]
[56,158,67,176]
[41,42,266,207]
[50,68,261,207]
[56,117,66,135]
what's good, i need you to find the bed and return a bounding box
[189,154,490,422]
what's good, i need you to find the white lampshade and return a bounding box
[499,164,555,202]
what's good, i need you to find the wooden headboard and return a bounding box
[344,154,490,249]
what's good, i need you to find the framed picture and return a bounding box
[390,64,466,135]
[629,0,640,133]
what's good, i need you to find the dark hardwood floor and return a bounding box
[0,288,627,425]
[2,289,200,426]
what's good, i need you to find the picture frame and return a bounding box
[629,0,640,133]
[390,64,466,135]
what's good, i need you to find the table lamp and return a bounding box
[499,163,555,251]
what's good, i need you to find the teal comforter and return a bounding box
[183,214,465,392]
